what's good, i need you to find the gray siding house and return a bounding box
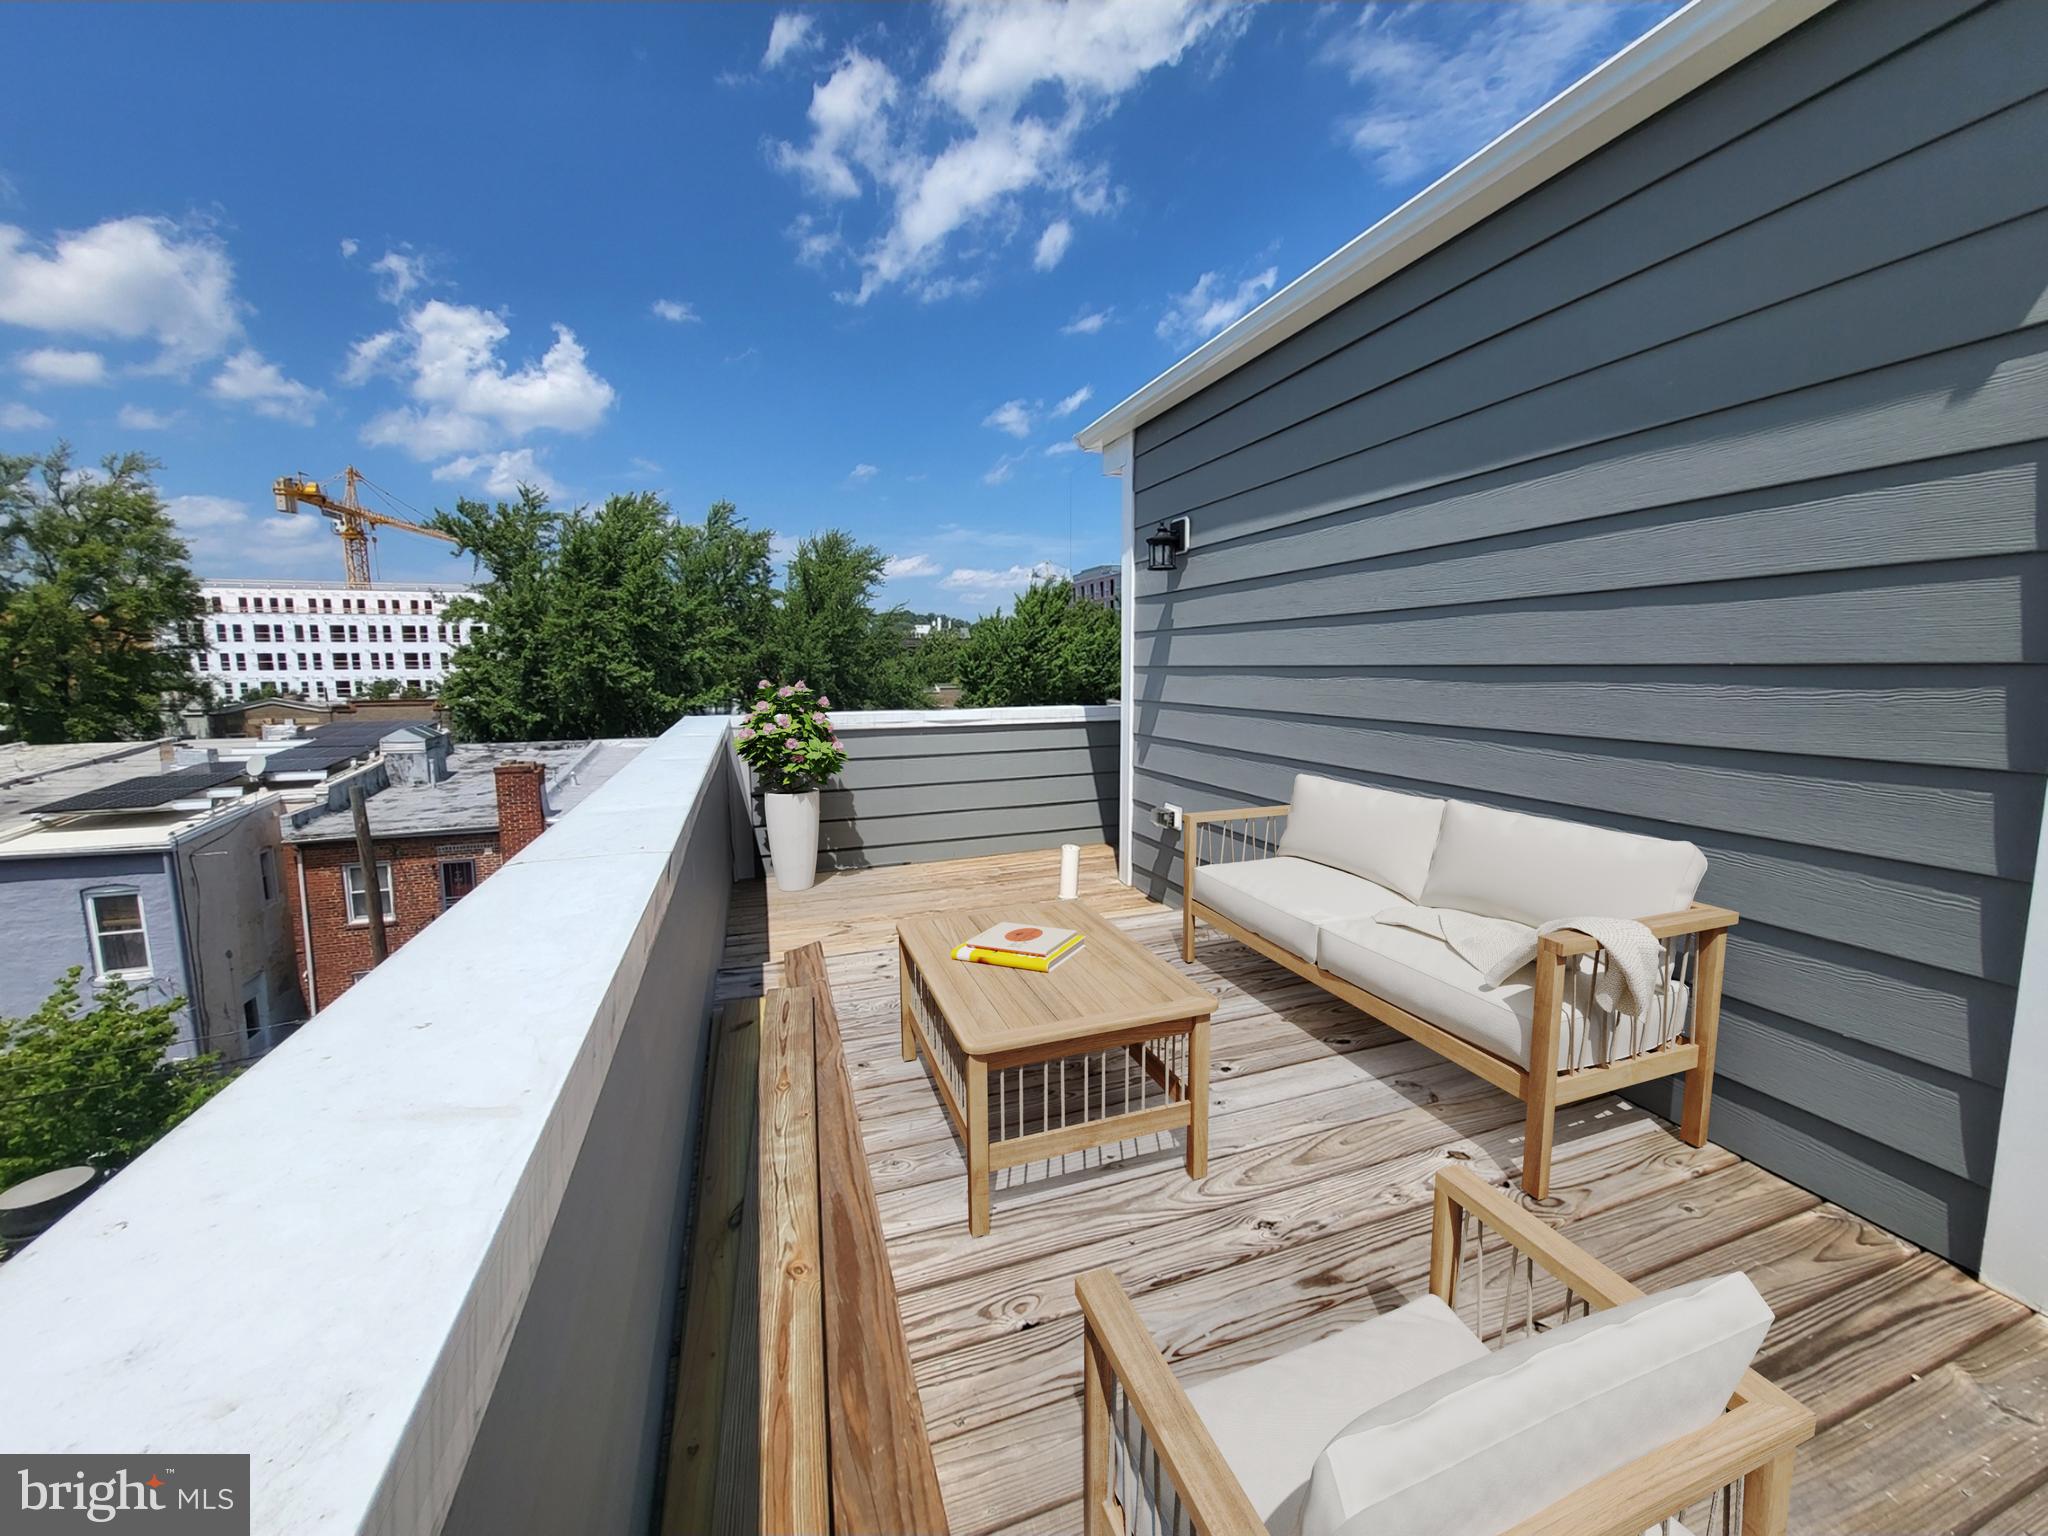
[1081,0,2046,1282]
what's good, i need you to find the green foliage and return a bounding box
[0,970,226,1189]
[908,623,969,693]
[356,677,403,700]
[0,445,204,743]
[432,490,775,740]
[957,580,1120,707]
[765,531,922,710]
[735,679,847,793]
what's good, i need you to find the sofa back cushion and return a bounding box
[1299,1273,1773,1536]
[1277,774,1446,902]
[1419,799,1707,927]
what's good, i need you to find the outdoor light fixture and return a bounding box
[1145,516,1191,572]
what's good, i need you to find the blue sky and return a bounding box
[0,1,1676,614]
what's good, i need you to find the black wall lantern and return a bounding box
[1145,516,1191,572]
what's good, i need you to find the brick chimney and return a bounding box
[494,761,549,858]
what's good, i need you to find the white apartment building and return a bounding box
[195,578,480,702]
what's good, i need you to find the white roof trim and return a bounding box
[1076,0,1833,453]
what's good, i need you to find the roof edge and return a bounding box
[1076,0,1832,453]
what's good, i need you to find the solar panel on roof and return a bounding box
[33,763,247,815]
[258,741,372,773]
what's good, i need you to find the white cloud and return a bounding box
[1061,306,1110,335]
[17,346,106,386]
[982,452,1025,486]
[1156,264,1278,346]
[770,2,1243,303]
[359,300,617,461]
[629,455,663,476]
[1052,384,1092,417]
[118,403,174,430]
[209,349,324,425]
[983,398,1033,438]
[339,237,360,259]
[883,552,938,579]
[1032,218,1073,272]
[941,559,1069,597]
[0,401,53,431]
[369,248,429,305]
[769,532,802,566]
[1322,3,1653,184]
[339,329,403,386]
[0,216,240,369]
[1045,439,1081,456]
[432,447,561,499]
[166,493,249,530]
[763,11,820,68]
[848,462,879,481]
[652,298,700,323]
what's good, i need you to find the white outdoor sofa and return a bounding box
[1182,775,1736,1198]
[1078,1167,1813,1536]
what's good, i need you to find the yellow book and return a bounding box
[951,933,1085,972]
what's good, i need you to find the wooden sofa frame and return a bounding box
[1183,805,1737,1198]
[1079,1165,1813,1536]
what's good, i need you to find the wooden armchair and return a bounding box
[1078,1166,1811,1536]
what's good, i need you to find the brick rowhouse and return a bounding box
[285,761,548,1011]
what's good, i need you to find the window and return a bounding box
[342,862,394,924]
[235,654,247,671]
[322,598,333,613]
[258,847,278,902]
[284,597,295,612]
[293,624,305,641]
[85,890,150,977]
[243,998,262,1041]
[215,623,227,641]
[237,596,249,611]
[231,623,243,641]
[439,860,478,910]
[210,596,223,613]
[335,681,352,698]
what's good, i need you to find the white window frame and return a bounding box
[84,887,152,980]
[342,861,395,925]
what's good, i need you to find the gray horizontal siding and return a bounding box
[1129,0,2046,1269]
[749,711,1118,871]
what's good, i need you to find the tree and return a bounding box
[0,445,203,743]
[909,623,969,694]
[0,970,227,1189]
[766,531,921,710]
[356,678,403,700]
[957,580,1120,707]
[433,488,775,740]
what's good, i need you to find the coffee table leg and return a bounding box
[966,1055,991,1237]
[898,938,917,1063]
[1186,1018,1210,1178]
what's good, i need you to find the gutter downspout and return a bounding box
[295,845,317,1015]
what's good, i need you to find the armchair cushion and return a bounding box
[1195,857,1403,967]
[1300,1273,1773,1536]
[1183,1294,1487,1535]
[1277,774,1447,901]
[1419,800,1707,928]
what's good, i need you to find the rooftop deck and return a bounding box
[719,845,2048,1536]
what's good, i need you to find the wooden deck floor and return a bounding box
[717,847,2048,1535]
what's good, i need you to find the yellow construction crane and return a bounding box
[271,465,458,588]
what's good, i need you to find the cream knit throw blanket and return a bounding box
[1374,907,1665,1018]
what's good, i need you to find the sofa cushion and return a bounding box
[1419,800,1707,928]
[1185,1294,1487,1536]
[1277,774,1446,902]
[1195,857,1401,967]
[1317,914,1690,1071]
[1300,1273,1772,1536]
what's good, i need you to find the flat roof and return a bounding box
[1076,0,1830,451]
[282,739,649,843]
[0,741,172,825]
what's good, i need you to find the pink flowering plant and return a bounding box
[734,679,847,793]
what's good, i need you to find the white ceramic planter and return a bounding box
[763,789,821,892]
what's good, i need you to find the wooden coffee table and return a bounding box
[896,899,1219,1236]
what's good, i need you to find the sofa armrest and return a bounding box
[1077,1268,1265,1536]
[1541,903,1739,957]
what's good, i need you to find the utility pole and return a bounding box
[349,783,389,965]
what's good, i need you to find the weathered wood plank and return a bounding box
[709,1122,761,1536]
[758,985,827,1535]
[660,999,761,1536]
[788,943,950,1536]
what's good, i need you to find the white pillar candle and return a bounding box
[1059,843,1081,900]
